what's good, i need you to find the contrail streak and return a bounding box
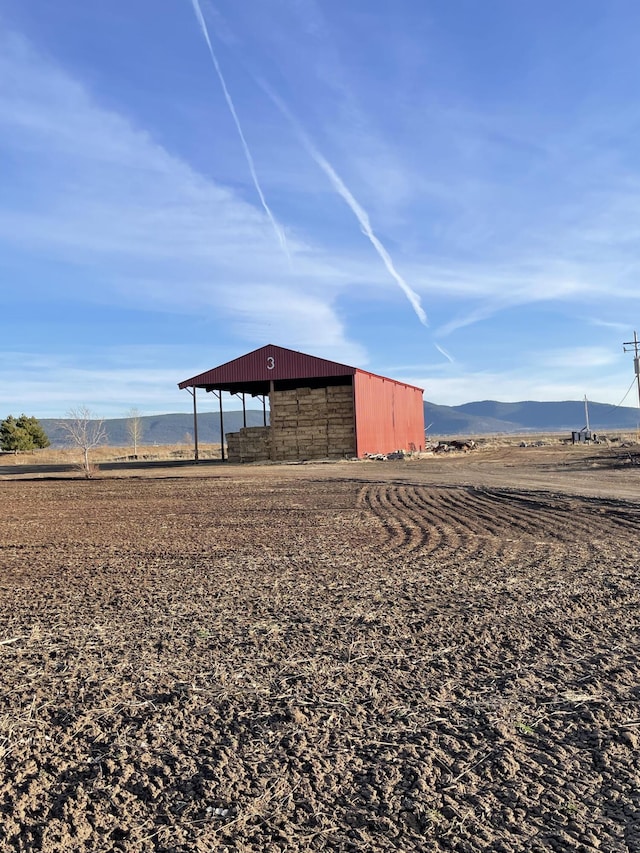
[262,84,428,326]
[434,342,454,363]
[312,151,428,326]
[189,0,289,260]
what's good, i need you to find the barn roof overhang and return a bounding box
[178,344,356,392]
[178,344,424,394]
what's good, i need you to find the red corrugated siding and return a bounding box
[354,371,425,455]
[179,344,356,388]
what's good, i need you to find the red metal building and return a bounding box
[353,371,425,456]
[178,344,425,460]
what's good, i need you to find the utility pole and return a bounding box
[583,395,590,433]
[623,330,640,414]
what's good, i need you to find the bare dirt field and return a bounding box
[2,442,640,851]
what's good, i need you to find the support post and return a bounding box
[584,395,590,433]
[262,395,267,426]
[190,387,199,462]
[219,391,225,461]
[242,392,247,428]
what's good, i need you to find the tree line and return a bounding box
[1,408,144,477]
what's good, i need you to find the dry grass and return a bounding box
[3,430,639,470]
[0,443,221,466]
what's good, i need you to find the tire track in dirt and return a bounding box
[357,485,430,554]
[436,488,576,567]
[475,488,640,561]
[476,489,591,542]
[394,486,473,560]
[581,496,640,535]
[360,484,533,560]
[407,487,516,563]
[358,483,640,563]
[410,487,506,538]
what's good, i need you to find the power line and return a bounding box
[610,376,638,410]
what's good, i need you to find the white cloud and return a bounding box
[0,349,189,418]
[218,284,369,365]
[395,348,631,408]
[586,318,631,333]
[4,9,640,420]
[0,330,368,420]
[0,29,379,352]
[407,370,636,408]
[535,347,618,370]
[4,19,630,341]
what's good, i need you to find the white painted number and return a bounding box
[267,356,275,370]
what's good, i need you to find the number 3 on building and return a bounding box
[266,356,275,370]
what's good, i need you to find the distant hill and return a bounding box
[41,411,267,448]
[37,399,640,447]
[425,400,640,436]
[423,402,521,436]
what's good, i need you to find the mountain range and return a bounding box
[37,399,640,447]
[424,399,640,436]
[40,411,267,448]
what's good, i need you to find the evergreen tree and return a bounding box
[16,415,50,449]
[0,414,50,452]
[0,415,23,451]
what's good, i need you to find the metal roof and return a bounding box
[178,344,423,395]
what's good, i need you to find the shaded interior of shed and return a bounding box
[203,374,354,397]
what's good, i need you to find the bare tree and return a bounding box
[59,406,107,478]
[126,408,144,457]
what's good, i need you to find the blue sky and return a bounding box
[2,0,640,418]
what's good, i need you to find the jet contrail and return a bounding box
[434,342,455,363]
[310,150,428,326]
[189,0,289,260]
[261,83,428,327]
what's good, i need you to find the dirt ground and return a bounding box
[2,443,640,851]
